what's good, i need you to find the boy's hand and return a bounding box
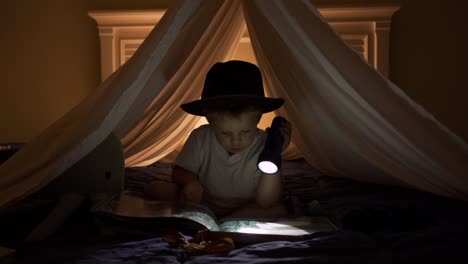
[180,180,204,204]
[279,119,292,151]
[265,118,292,152]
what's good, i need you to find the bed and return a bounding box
[1,145,468,264]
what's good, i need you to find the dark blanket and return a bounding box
[3,159,468,264]
[8,228,467,264]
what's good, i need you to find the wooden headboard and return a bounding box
[88,5,399,81]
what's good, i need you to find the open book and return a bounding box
[91,192,337,244]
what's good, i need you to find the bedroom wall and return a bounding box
[0,0,101,142]
[0,0,466,144]
[390,0,468,142]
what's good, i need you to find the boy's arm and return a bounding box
[172,166,204,203]
[224,172,285,219]
[255,172,283,208]
[172,165,198,186]
[255,119,291,208]
[223,172,285,219]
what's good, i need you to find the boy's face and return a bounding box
[210,112,260,155]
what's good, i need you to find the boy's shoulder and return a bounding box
[191,124,211,134]
[189,124,214,141]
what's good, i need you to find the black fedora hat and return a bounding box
[181,60,284,116]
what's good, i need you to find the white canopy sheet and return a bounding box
[1,0,467,208]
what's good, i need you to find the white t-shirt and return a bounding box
[175,124,267,211]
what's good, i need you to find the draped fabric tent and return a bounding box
[1,0,468,208]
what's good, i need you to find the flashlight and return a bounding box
[257,116,286,174]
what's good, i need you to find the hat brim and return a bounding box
[181,95,284,116]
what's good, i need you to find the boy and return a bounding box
[144,60,291,218]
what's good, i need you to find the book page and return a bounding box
[218,216,336,236]
[92,192,220,231]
